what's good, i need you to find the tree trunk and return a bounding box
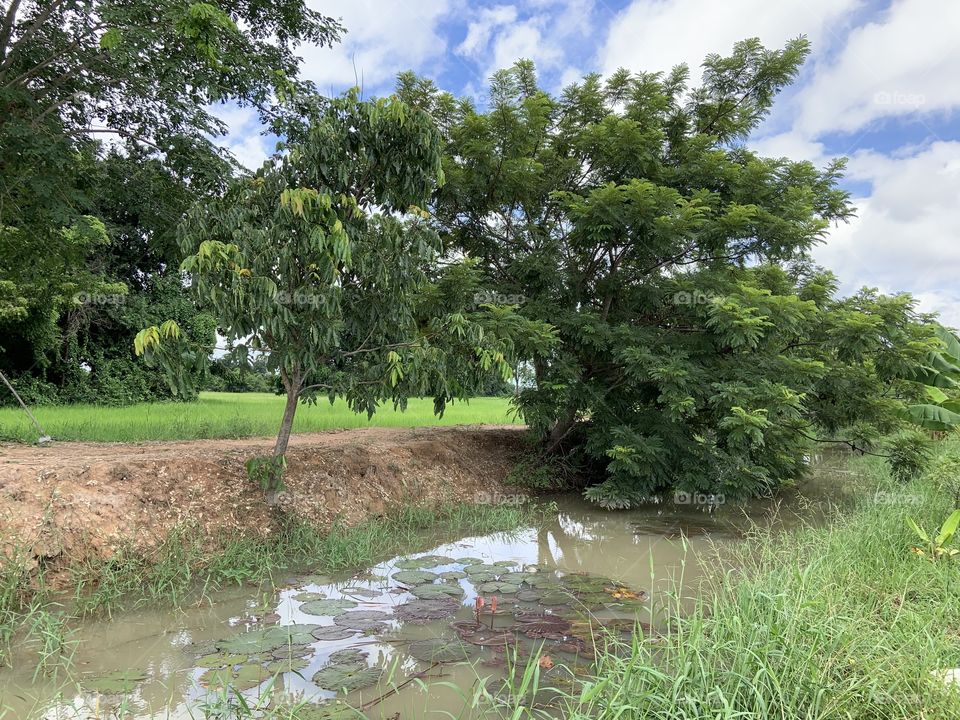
[268,369,301,506]
[274,370,302,456]
[545,404,578,455]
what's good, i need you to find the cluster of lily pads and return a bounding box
[169,552,647,708]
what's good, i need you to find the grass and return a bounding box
[0,391,519,443]
[489,447,960,719]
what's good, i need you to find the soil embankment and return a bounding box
[0,425,526,570]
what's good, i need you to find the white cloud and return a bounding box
[599,0,860,86]
[300,0,454,93]
[213,104,271,170]
[456,0,595,86]
[794,0,960,136]
[814,142,960,328]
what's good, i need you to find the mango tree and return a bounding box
[136,92,552,493]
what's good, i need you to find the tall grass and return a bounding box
[0,392,519,443]
[499,450,960,719]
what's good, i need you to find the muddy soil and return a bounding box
[0,426,526,573]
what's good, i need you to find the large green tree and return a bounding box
[137,92,552,465]
[399,41,939,506]
[0,0,341,395]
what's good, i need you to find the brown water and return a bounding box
[0,454,848,720]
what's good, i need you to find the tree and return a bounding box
[1,0,341,393]
[400,41,937,506]
[136,92,552,483]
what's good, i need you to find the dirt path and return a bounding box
[0,425,527,570]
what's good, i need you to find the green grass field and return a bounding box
[0,392,519,443]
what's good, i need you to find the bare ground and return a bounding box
[0,425,527,571]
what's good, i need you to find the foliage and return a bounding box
[886,430,934,483]
[138,91,553,466]
[902,323,960,430]
[245,455,287,493]
[0,0,341,401]
[401,42,939,505]
[907,509,960,561]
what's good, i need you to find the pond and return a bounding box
[0,454,849,719]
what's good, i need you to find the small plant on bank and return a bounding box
[245,455,287,496]
[907,509,960,561]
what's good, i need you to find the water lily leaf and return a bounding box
[311,626,359,641]
[271,643,313,660]
[395,554,455,569]
[200,662,272,691]
[312,664,383,692]
[516,589,542,602]
[466,573,496,584]
[299,599,358,616]
[539,592,573,606]
[333,610,391,631]
[195,652,248,669]
[395,597,461,624]
[411,583,464,600]
[493,560,517,567]
[293,591,327,602]
[477,581,519,594]
[408,638,477,663]
[269,700,357,719]
[81,669,148,694]
[393,570,439,585]
[267,656,310,674]
[455,556,485,565]
[339,587,381,599]
[498,572,532,584]
[329,648,367,665]
[438,570,468,580]
[215,624,321,654]
[463,563,500,576]
[526,574,562,588]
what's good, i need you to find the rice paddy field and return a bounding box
[0,392,519,443]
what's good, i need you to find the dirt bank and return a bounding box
[0,425,527,570]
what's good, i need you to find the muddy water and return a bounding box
[0,455,848,720]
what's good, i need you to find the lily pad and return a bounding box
[455,556,486,565]
[464,563,500,576]
[395,597,460,624]
[499,572,532,584]
[196,652,248,669]
[394,554,456,569]
[267,656,310,674]
[539,592,573,606]
[329,649,367,665]
[333,610,391,631]
[293,591,327,602]
[271,643,313,660]
[392,570,439,585]
[477,581,519,594]
[311,626,358,641]
[438,570,468,580]
[516,589,542,602]
[200,663,271,691]
[493,560,517,567]
[408,638,476,663]
[216,624,321,654]
[411,583,464,600]
[312,664,383,692]
[81,669,148,694]
[339,587,382,599]
[299,598,358,616]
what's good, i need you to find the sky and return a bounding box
[218,0,960,327]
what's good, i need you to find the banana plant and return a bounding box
[904,324,960,431]
[907,509,960,560]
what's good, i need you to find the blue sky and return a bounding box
[218,0,960,326]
